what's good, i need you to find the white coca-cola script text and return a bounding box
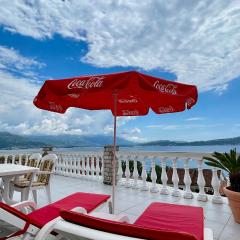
[153,81,177,95]
[67,76,104,89]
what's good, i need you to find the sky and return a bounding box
[0,0,240,143]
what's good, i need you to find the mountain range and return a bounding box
[0,131,240,150]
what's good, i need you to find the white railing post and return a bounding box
[211,168,223,204]
[125,156,131,188]
[150,157,159,193]
[197,159,208,202]
[171,157,181,197]
[4,155,8,164]
[96,155,101,181]
[160,157,169,195]
[183,158,193,199]
[141,157,149,191]
[132,156,140,189]
[19,154,23,165]
[117,156,124,185]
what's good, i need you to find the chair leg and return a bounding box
[9,184,14,200]
[32,189,38,203]
[45,184,52,204]
[21,188,29,201]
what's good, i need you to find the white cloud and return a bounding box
[0,46,44,79]
[0,1,240,91]
[185,117,205,121]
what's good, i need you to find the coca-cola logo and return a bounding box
[118,98,138,104]
[67,76,104,89]
[49,102,63,112]
[153,81,177,95]
[158,106,174,113]
[122,110,139,116]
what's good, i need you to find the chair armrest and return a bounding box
[36,171,53,175]
[12,200,37,212]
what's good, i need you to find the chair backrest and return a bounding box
[37,154,58,185]
[27,153,42,167]
[24,153,42,180]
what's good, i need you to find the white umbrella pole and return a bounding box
[112,93,118,214]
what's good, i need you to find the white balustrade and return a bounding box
[211,168,223,204]
[197,159,208,202]
[150,157,159,193]
[141,157,149,191]
[183,158,193,199]
[96,156,101,181]
[4,155,8,164]
[0,150,225,204]
[132,156,140,189]
[160,157,169,195]
[117,156,124,185]
[171,157,181,197]
[124,157,131,188]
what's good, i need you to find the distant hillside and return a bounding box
[0,132,133,149]
[1,131,240,150]
[140,136,240,146]
[0,132,44,149]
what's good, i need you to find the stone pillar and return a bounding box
[103,145,119,185]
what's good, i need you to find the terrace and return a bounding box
[0,149,239,240]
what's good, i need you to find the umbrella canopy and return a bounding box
[34,70,198,213]
[34,71,197,116]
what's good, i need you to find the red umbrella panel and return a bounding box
[34,71,198,213]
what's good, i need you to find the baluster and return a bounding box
[86,155,90,179]
[171,157,181,197]
[60,154,64,175]
[117,155,124,185]
[24,154,28,165]
[63,157,67,176]
[197,159,208,201]
[91,155,96,180]
[160,157,169,195]
[211,168,223,204]
[132,156,140,189]
[150,157,159,193]
[73,154,77,177]
[79,156,83,178]
[183,158,193,199]
[100,156,104,181]
[125,157,131,188]
[12,155,15,164]
[4,155,8,164]
[19,154,23,165]
[96,155,100,181]
[77,155,81,178]
[141,157,149,191]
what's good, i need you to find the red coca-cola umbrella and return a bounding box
[34,70,198,213]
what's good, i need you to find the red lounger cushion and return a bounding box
[28,192,110,228]
[60,210,198,240]
[134,202,204,240]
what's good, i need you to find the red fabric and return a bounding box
[60,210,197,240]
[28,192,110,228]
[0,202,30,240]
[134,202,204,240]
[34,71,198,116]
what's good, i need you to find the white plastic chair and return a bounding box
[12,153,57,203]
